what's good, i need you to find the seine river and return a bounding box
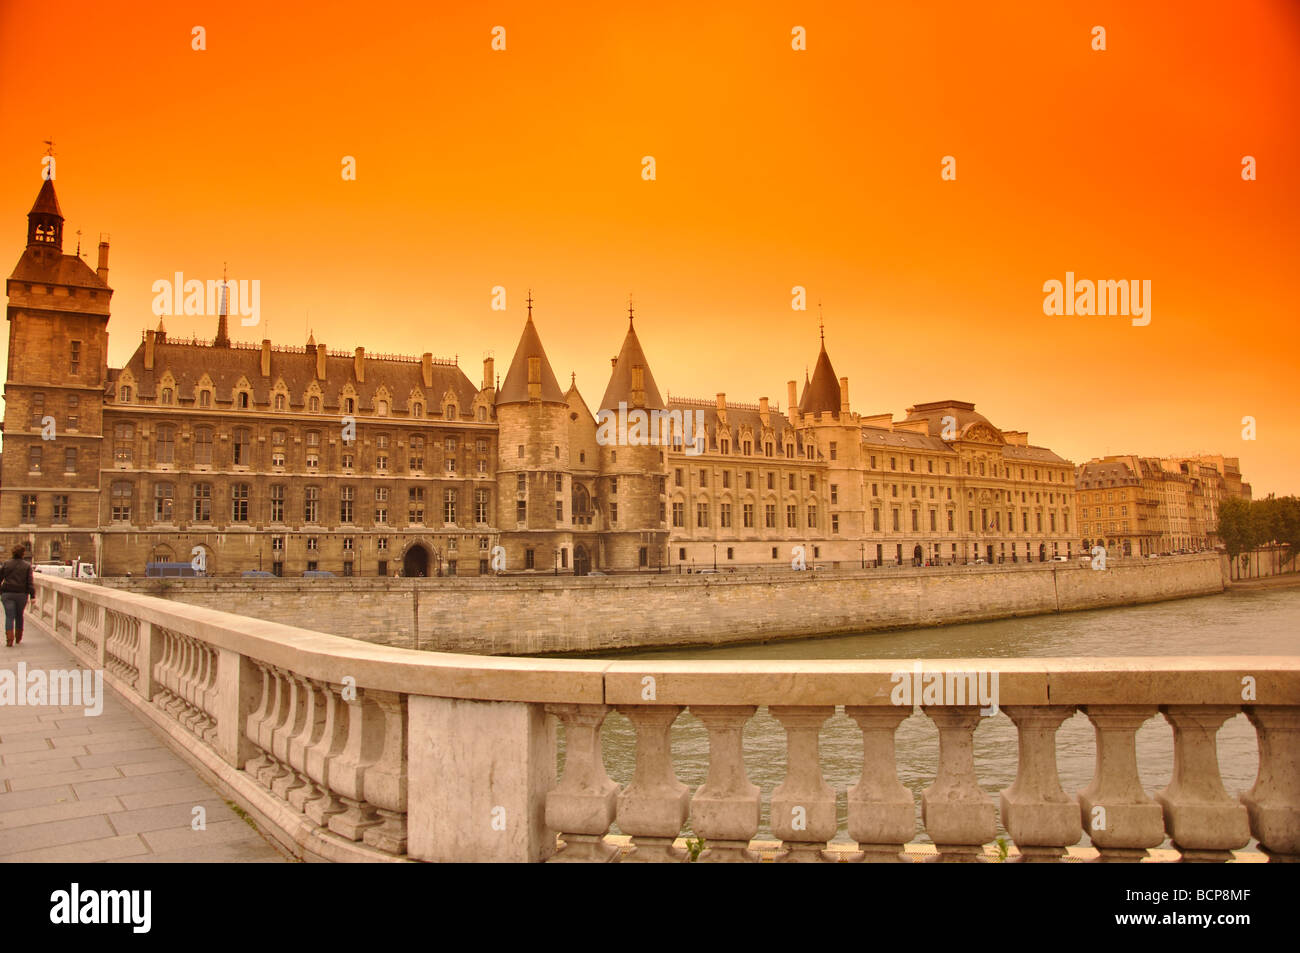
[585,587,1300,846]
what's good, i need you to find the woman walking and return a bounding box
[2,544,36,647]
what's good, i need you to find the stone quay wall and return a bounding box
[98,553,1226,656]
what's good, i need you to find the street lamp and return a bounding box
[859,542,864,569]
[712,544,717,571]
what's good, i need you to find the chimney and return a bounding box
[96,236,109,284]
[354,347,365,383]
[839,376,850,416]
[315,343,327,380]
[528,356,542,401]
[787,380,798,416]
[482,356,494,391]
[631,366,645,406]
[144,329,155,371]
[759,396,770,425]
[261,339,271,377]
[716,392,726,412]
[421,353,433,388]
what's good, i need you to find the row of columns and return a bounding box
[545,703,1298,862]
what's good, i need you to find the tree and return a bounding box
[1216,497,1254,559]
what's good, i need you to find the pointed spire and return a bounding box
[26,177,63,251]
[627,293,635,325]
[214,261,231,347]
[497,302,566,405]
[600,310,664,411]
[798,321,840,416]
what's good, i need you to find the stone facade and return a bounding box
[2,178,1104,576]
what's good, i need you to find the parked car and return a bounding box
[242,570,275,578]
[585,571,607,577]
[301,570,335,578]
[1051,555,1069,562]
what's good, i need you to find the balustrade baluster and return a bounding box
[360,690,408,854]
[285,675,325,811]
[1241,706,1300,862]
[303,681,349,826]
[844,706,914,862]
[271,671,309,800]
[1078,706,1166,862]
[243,662,276,780]
[1000,706,1080,862]
[1156,706,1251,862]
[616,705,690,862]
[770,706,838,862]
[921,707,996,862]
[689,705,760,863]
[327,689,384,840]
[545,703,620,862]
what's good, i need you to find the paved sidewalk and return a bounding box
[0,619,289,862]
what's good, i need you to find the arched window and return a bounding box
[237,391,250,409]
[445,403,457,419]
[344,397,355,413]
[120,385,132,402]
[477,406,487,422]
[274,393,286,411]
[412,402,423,418]
[199,390,212,408]
[309,395,320,413]
[377,399,389,416]
[160,387,173,404]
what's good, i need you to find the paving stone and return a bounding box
[0,785,76,812]
[118,759,187,778]
[0,833,150,863]
[7,765,121,792]
[117,840,290,863]
[0,796,124,831]
[74,747,182,770]
[118,784,231,811]
[72,770,209,800]
[141,818,269,853]
[106,798,233,835]
[0,814,117,854]
[2,745,88,764]
[0,757,82,781]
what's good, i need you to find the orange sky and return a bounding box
[2,0,1297,495]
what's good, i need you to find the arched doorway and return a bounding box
[912,544,923,567]
[403,544,430,578]
[574,545,591,577]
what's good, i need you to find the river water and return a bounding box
[583,587,1300,846]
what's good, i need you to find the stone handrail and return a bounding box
[25,575,1299,863]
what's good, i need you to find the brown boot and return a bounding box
[4,628,11,647]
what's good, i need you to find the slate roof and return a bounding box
[798,341,841,416]
[116,338,478,414]
[496,314,566,405]
[600,320,665,411]
[665,398,807,453]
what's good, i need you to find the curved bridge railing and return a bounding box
[26,575,1299,863]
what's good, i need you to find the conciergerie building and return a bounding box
[2,176,1082,576]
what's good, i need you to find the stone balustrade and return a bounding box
[25,575,1300,863]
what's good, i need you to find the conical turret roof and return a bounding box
[798,338,841,416]
[600,318,664,411]
[497,311,566,404]
[29,178,62,218]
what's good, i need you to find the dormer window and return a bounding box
[377,400,389,416]
[120,385,132,402]
[445,403,457,419]
[412,402,423,417]
[274,393,286,411]
[309,396,321,413]
[344,397,355,413]
[199,390,212,408]
[237,392,250,409]
[160,387,173,404]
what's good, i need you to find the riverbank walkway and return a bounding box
[0,619,289,862]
